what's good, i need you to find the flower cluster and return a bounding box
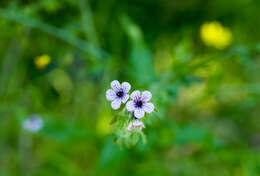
[106,80,154,131]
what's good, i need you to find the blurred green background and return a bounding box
[1,0,260,175]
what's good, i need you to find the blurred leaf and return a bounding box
[120,15,155,85]
[97,138,127,171]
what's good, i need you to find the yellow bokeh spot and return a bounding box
[178,83,206,106]
[48,69,73,95]
[34,54,51,69]
[96,112,114,136]
[200,21,232,49]
[154,49,173,75]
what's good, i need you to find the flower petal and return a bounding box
[121,94,129,103]
[121,82,131,93]
[134,120,145,131]
[110,80,121,91]
[136,125,145,131]
[143,102,154,113]
[127,122,133,131]
[111,98,121,110]
[106,89,116,101]
[134,109,145,118]
[130,90,141,99]
[133,119,143,126]
[126,100,135,111]
[142,91,152,101]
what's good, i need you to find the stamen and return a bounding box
[136,100,143,107]
[116,91,124,97]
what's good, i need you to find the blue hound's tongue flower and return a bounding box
[126,90,154,118]
[106,80,131,110]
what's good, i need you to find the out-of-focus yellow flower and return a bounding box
[34,54,51,69]
[200,21,232,49]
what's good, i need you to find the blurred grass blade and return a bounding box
[0,8,109,61]
[77,0,99,46]
[0,37,22,95]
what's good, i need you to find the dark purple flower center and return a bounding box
[116,91,124,97]
[136,100,143,108]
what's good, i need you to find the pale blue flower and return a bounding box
[106,80,131,110]
[22,114,43,133]
[126,90,154,118]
